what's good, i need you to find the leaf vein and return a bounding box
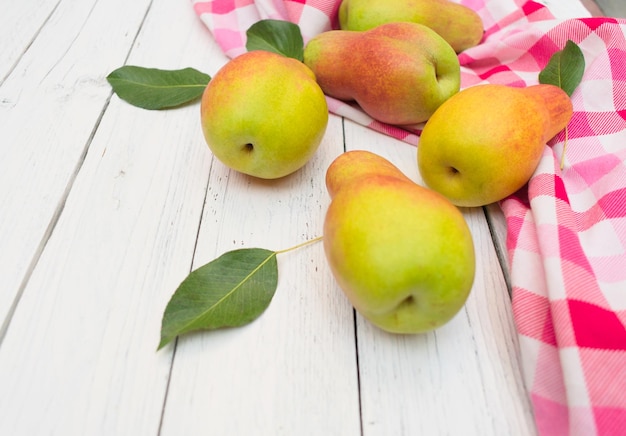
[177,251,277,333]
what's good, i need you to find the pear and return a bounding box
[338,0,484,53]
[323,150,475,334]
[303,22,460,127]
[417,84,574,207]
[201,50,328,179]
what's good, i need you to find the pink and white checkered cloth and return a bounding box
[193,0,626,434]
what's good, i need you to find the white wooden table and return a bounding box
[0,1,595,435]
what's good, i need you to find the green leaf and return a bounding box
[106,66,211,110]
[538,40,585,96]
[158,248,278,350]
[246,19,304,61]
[538,40,585,170]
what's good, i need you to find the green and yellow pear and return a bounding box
[324,150,475,334]
[201,50,328,179]
[303,22,460,127]
[417,84,574,207]
[339,0,484,53]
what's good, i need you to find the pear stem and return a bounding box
[275,235,323,255]
[560,125,569,170]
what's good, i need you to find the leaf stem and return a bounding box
[275,235,323,255]
[560,125,569,170]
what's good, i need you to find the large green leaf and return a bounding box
[538,40,585,96]
[246,19,304,61]
[158,248,278,350]
[107,66,210,110]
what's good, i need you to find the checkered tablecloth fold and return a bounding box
[192,1,626,434]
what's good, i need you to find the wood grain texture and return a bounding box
[160,115,362,435]
[0,0,152,337]
[0,0,60,82]
[0,0,214,434]
[0,0,598,435]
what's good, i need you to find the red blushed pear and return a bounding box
[323,150,475,334]
[200,50,328,179]
[325,149,414,198]
[338,0,484,53]
[303,22,460,127]
[417,84,573,207]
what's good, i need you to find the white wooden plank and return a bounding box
[340,121,535,434]
[595,0,626,17]
[0,1,223,435]
[159,114,363,436]
[0,0,151,332]
[580,0,608,16]
[0,0,60,81]
[0,0,600,434]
